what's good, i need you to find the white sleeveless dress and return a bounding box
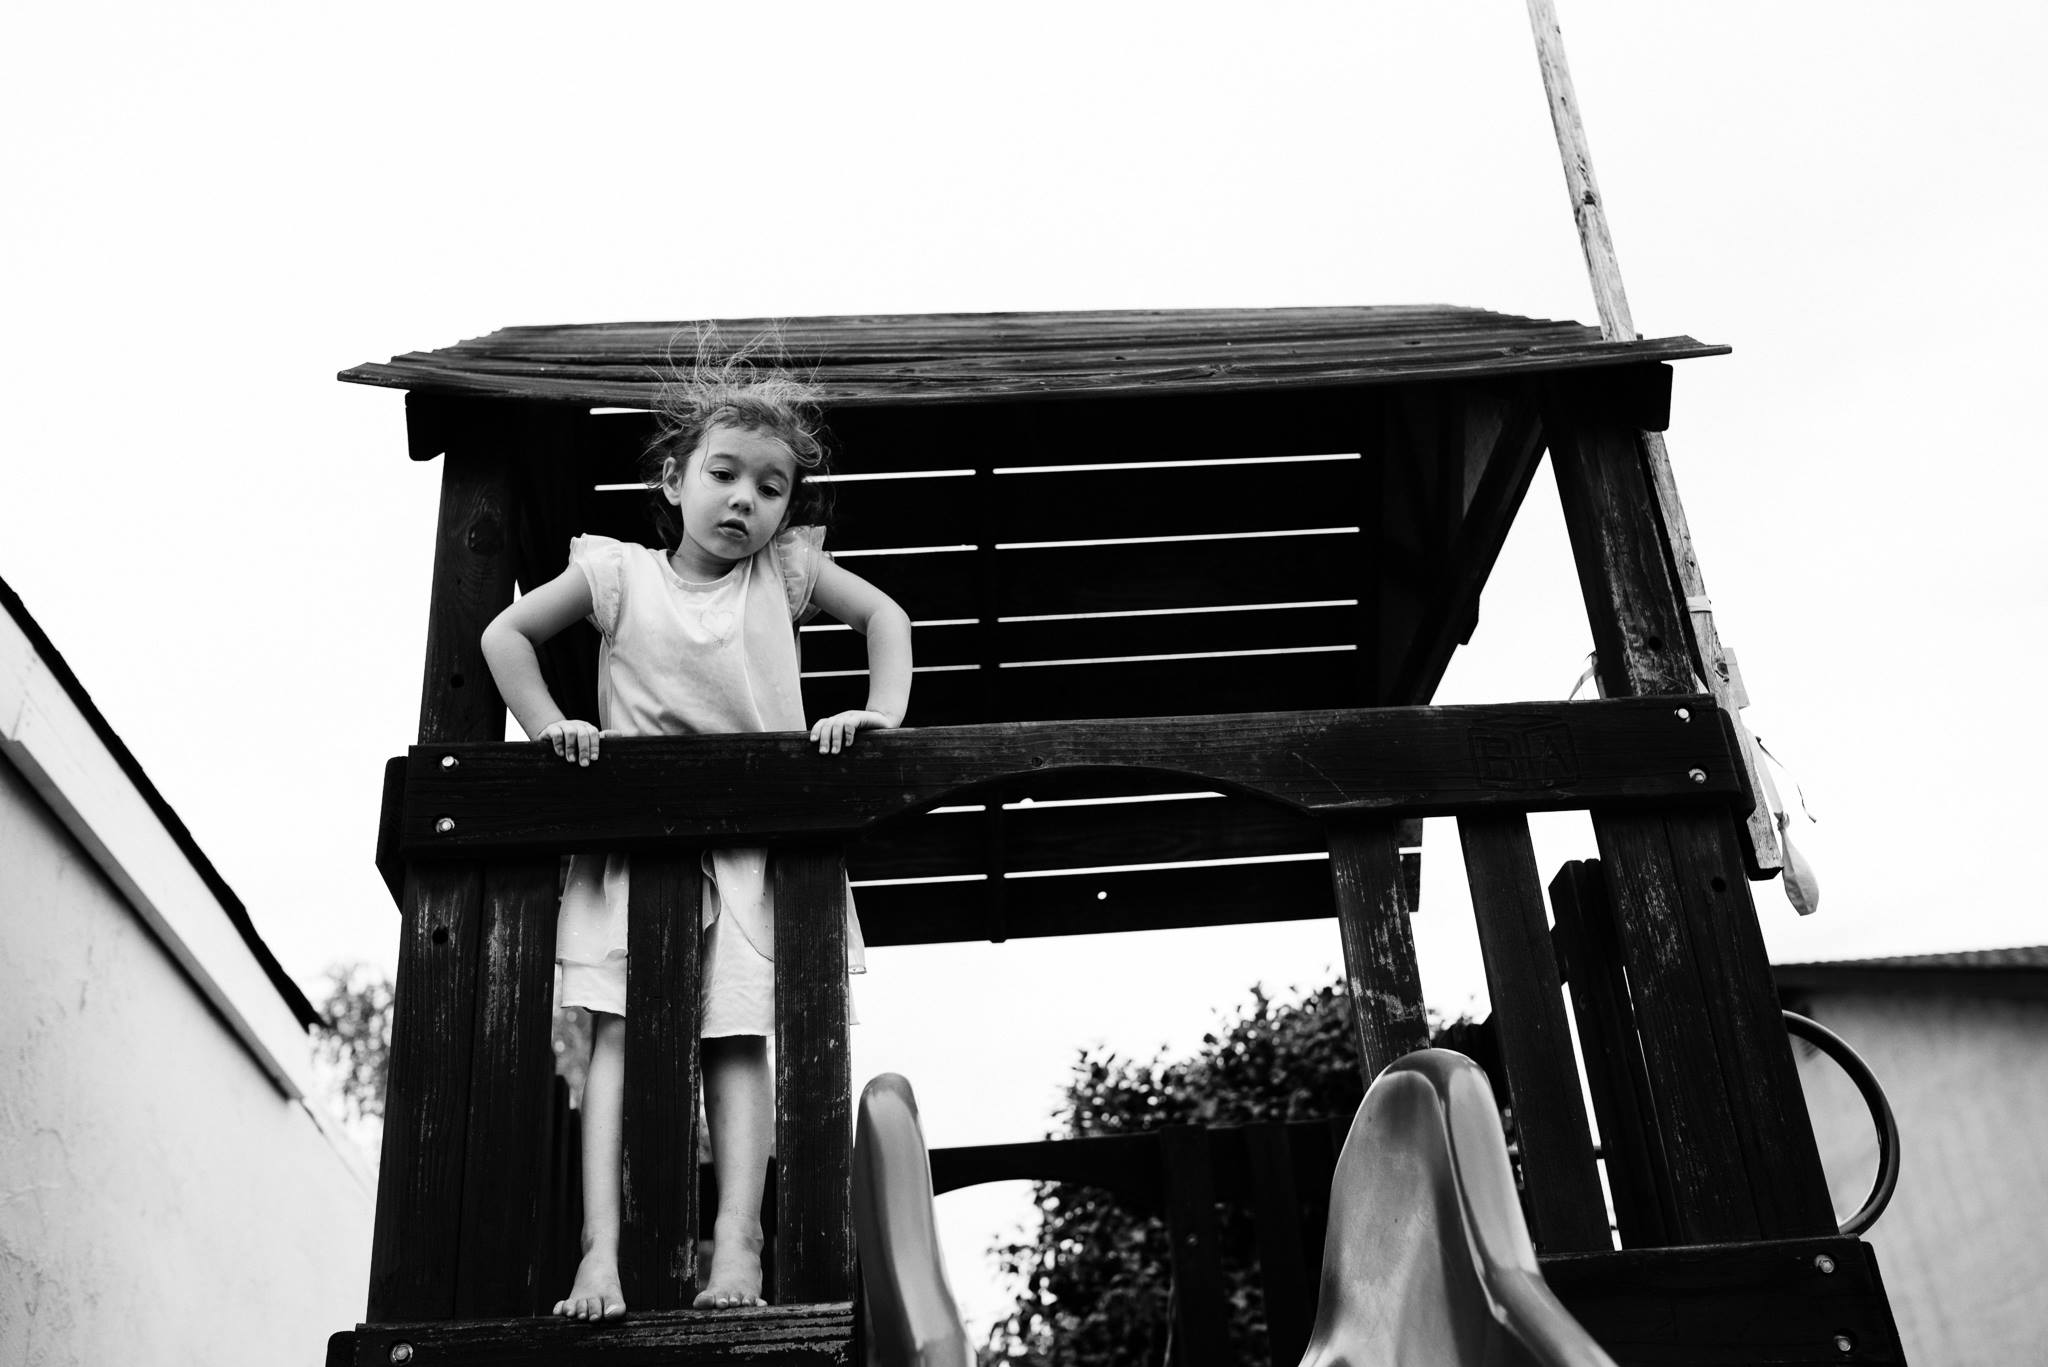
[554,529,864,1035]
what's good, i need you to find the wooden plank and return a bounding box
[506,402,602,728]
[1157,1126,1230,1367]
[400,696,1746,857]
[452,858,561,1317]
[1548,860,1672,1248]
[804,649,1365,727]
[849,793,1335,881]
[369,867,484,1322]
[346,1303,856,1367]
[1456,813,1609,1254]
[799,604,1362,676]
[376,755,406,907]
[1548,385,1831,1242]
[621,853,704,1311]
[1539,1237,1907,1367]
[773,850,854,1304]
[929,1131,1165,1209]
[1325,817,1429,1084]
[853,858,1335,948]
[369,430,522,1322]
[1244,1123,1314,1367]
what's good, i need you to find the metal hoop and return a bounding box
[1781,1009,1900,1237]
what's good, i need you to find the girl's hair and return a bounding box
[639,336,835,549]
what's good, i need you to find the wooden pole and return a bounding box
[1526,0,1784,877]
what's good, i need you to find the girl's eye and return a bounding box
[761,485,786,500]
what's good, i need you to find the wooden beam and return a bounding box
[621,854,705,1311]
[397,696,1747,858]
[369,433,521,1322]
[1547,388,1833,1241]
[1326,818,1429,1086]
[772,850,854,1305]
[1456,813,1609,1254]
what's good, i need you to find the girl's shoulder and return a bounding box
[568,533,666,634]
[770,525,830,622]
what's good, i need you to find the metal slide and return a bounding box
[853,1053,1615,1367]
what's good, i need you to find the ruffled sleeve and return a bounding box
[774,525,830,624]
[567,534,629,638]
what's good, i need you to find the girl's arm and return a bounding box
[481,566,605,765]
[806,557,912,754]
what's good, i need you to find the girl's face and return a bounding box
[662,425,799,578]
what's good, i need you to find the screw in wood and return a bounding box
[435,817,456,835]
[1688,768,1707,784]
[440,754,459,769]
[1674,707,1691,722]
[390,1346,414,1365]
[1815,1253,1837,1274]
[1833,1333,1854,1354]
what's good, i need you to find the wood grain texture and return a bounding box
[1548,386,1831,1241]
[345,1303,855,1367]
[1456,813,1609,1254]
[453,858,561,1316]
[1540,1237,1907,1366]
[339,305,1726,409]
[398,697,1746,858]
[622,853,704,1311]
[369,867,484,1322]
[1548,860,1673,1248]
[1325,818,1430,1084]
[1157,1126,1230,1367]
[773,850,854,1305]
[370,431,523,1321]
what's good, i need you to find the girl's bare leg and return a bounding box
[556,1011,628,1320]
[695,1033,773,1309]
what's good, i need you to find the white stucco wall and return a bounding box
[1793,988,2048,1367]
[0,758,375,1366]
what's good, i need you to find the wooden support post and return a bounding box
[453,858,562,1316]
[1547,860,1672,1248]
[369,429,520,1321]
[1158,1126,1229,1367]
[1456,812,1609,1253]
[773,849,855,1304]
[1547,383,1834,1241]
[622,853,705,1310]
[1245,1124,1313,1367]
[1325,817,1430,1087]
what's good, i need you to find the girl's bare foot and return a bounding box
[554,1246,626,1321]
[693,1213,766,1310]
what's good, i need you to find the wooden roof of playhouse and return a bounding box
[346,305,1720,946]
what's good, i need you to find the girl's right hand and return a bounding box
[540,719,607,766]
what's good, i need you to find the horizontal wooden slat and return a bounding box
[397,696,1746,856]
[801,604,1361,674]
[851,857,1339,946]
[848,792,1342,881]
[344,1303,855,1367]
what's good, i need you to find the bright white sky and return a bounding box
[5,0,2043,1333]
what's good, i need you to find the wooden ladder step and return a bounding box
[332,1303,855,1367]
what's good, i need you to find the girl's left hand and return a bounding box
[809,709,897,755]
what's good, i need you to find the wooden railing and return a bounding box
[362,693,1839,1326]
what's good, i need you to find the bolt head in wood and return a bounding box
[440,754,459,769]
[1688,768,1707,784]
[390,1346,414,1365]
[1675,707,1692,722]
[1833,1333,1854,1354]
[434,816,456,835]
[1815,1253,1837,1274]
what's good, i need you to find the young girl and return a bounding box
[481,363,911,1319]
